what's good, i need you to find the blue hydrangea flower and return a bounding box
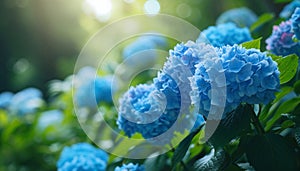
[9,88,44,115]
[292,7,300,40]
[117,42,216,138]
[280,0,300,19]
[266,20,300,57]
[38,110,63,129]
[216,7,257,28]
[169,41,218,73]
[122,35,167,67]
[75,67,116,108]
[123,35,167,59]
[197,23,252,47]
[0,92,13,109]
[114,163,145,171]
[117,84,178,138]
[57,143,108,171]
[191,45,280,119]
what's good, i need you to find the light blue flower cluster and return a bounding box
[8,88,44,115]
[117,42,215,138]
[197,23,252,47]
[115,163,145,171]
[216,7,257,28]
[75,67,115,109]
[0,92,13,109]
[38,110,63,129]
[122,34,167,68]
[266,20,300,57]
[280,0,300,19]
[57,143,108,171]
[123,34,167,59]
[292,7,300,40]
[191,45,280,118]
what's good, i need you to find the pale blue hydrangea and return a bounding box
[0,92,13,109]
[169,41,217,73]
[216,7,257,28]
[75,76,114,108]
[114,163,145,171]
[292,7,300,40]
[38,110,63,129]
[74,67,116,108]
[57,143,108,171]
[280,0,300,19]
[266,20,300,57]
[197,23,252,47]
[123,35,167,59]
[191,45,280,118]
[9,88,44,115]
[117,84,178,138]
[122,35,167,68]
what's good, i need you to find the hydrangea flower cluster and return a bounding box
[266,20,300,57]
[216,7,257,28]
[117,41,215,138]
[114,163,145,171]
[197,23,252,47]
[191,45,280,118]
[280,0,300,19]
[122,35,167,68]
[0,92,13,109]
[8,88,44,115]
[117,84,176,138]
[57,143,108,171]
[37,110,63,130]
[74,67,115,109]
[292,7,300,40]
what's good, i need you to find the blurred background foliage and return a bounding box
[0,0,284,94]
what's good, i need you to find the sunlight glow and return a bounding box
[84,0,112,22]
[144,0,160,16]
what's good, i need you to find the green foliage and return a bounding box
[241,37,262,50]
[245,134,299,171]
[250,13,275,32]
[272,54,299,84]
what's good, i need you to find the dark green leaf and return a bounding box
[241,37,262,50]
[294,80,300,94]
[250,13,274,32]
[274,0,292,3]
[208,104,252,148]
[245,134,299,171]
[171,126,202,167]
[193,150,227,171]
[144,154,171,171]
[276,54,299,84]
[273,86,294,104]
[266,97,300,131]
[281,120,295,129]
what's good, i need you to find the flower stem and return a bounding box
[249,105,265,135]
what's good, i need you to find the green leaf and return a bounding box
[266,97,300,131]
[294,80,300,94]
[193,150,227,171]
[245,134,299,171]
[275,54,299,84]
[250,13,274,32]
[273,86,294,104]
[274,0,292,3]
[171,126,202,167]
[208,104,251,149]
[144,154,171,171]
[281,120,295,129]
[241,37,262,50]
